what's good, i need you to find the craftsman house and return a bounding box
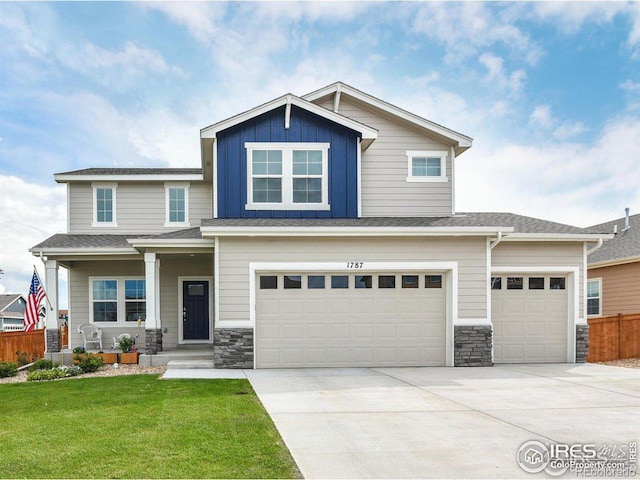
[31,82,609,367]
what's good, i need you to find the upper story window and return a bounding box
[406,150,448,183]
[164,182,190,227]
[245,142,330,211]
[91,182,117,227]
[587,278,601,317]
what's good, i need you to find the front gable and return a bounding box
[216,105,361,218]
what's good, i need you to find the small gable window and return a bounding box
[406,151,448,183]
[164,182,190,227]
[246,143,330,211]
[92,182,117,227]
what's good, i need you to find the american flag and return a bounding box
[24,270,46,332]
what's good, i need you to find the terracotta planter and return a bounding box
[95,352,117,364]
[119,352,139,364]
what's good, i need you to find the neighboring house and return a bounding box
[0,294,27,331]
[587,210,640,317]
[30,82,609,367]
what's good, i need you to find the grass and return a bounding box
[0,375,301,479]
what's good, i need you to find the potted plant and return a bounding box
[94,350,117,364]
[118,337,139,364]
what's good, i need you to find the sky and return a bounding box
[2,1,640,306]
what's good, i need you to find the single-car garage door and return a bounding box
[256,272,447,368]
[492,275,568,363]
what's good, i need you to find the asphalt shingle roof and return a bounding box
[201,212,590,235]
[55,168,202,176]
[587,213,640,264]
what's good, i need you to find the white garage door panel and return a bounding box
[492,275,568,363]
[256,272,446,368]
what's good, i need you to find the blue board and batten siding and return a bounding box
[216,105,360,218]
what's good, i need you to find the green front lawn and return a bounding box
[0,375,300,479]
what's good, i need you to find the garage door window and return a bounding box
[425,275,442,288]
[284,275,301,289]
[355,275,372,288]
[529,277,545,290]
[550,277,566,290]
[507,277,523,290]
[331,275,349,289]
[260,276,278,289]
[308,275,325,289]
[402,275,419,288]
[491,277,502,290]
[378,275,396,288]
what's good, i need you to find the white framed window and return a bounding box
[89,277,146,325]
[245,142,330,210]
[406,150,448,182]
[91,182,118,227]
[164,182,190,227]
[587,278,602,317]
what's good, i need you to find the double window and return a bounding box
[406,151,448,183]
[92,182,117,227]
[164,182,190,227]
[90,278,146,324]
[246,143,330,210]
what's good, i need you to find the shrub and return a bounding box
[119,336,134,353]
[27,365,83,382]
[29,359,57,372]
[74,353,104,373]
[0,362,18,378]
[72,346,86,354]
[15,351,30,367]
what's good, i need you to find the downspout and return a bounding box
[489,231,503,250]
[586,238,603,256]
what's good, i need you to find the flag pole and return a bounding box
[32,265,54,311]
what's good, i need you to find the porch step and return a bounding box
[166,359,215,370]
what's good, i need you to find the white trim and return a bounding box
[486,237,493,361]
[214,237,220,332]
[127,239,214,248]
[491,266,579,362]
[66,183,70,233]
[201,225,515,237]
[302,82,472,152]
[357,137,362,218]
[406,150,449,183]
[91,182,118,228]
[284,95,291,129]
[587,277,602,318]
[56,173,202,183]
[88,276,146,327]
[213,139,218,219]
[31,248,139,256]
[588,255,640,269]
[450,145,456,215]
[454,318,491,326]
[200,94,378,143]
[178,276,214,345]
[245,142,331,211]
[164,182,191,228]
[248,261,459,368]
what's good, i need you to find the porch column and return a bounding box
[44,260,60,352]
[144,253,162,354]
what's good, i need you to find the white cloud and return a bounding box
[0,175,68,306]
[411,2,543,65]
[479,53,527,94]
[529,104,553,129]
[620,79,640,93]
[457,115,640,227]
[532,2,623,34]
[528,104,587,141]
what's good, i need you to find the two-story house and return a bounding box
[31,82,609,368]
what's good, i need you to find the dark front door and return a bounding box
[183,281,210,340]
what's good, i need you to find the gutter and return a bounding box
[489,231,503,250]
[586,238,604,256]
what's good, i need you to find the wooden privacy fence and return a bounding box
[0,329,46,363]
[587,314,640,362]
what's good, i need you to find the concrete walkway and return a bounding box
[245,364,640,479]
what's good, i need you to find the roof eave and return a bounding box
[502,233,614,241]
[200,94,378,141]
[54,173,204,183]
[29,247,139,256]
[200,226,515,237]
[588,255,640,269]
[127,239,214,248]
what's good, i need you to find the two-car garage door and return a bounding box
[256,272,447,368]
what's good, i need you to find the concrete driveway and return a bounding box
[245,364,640,479]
